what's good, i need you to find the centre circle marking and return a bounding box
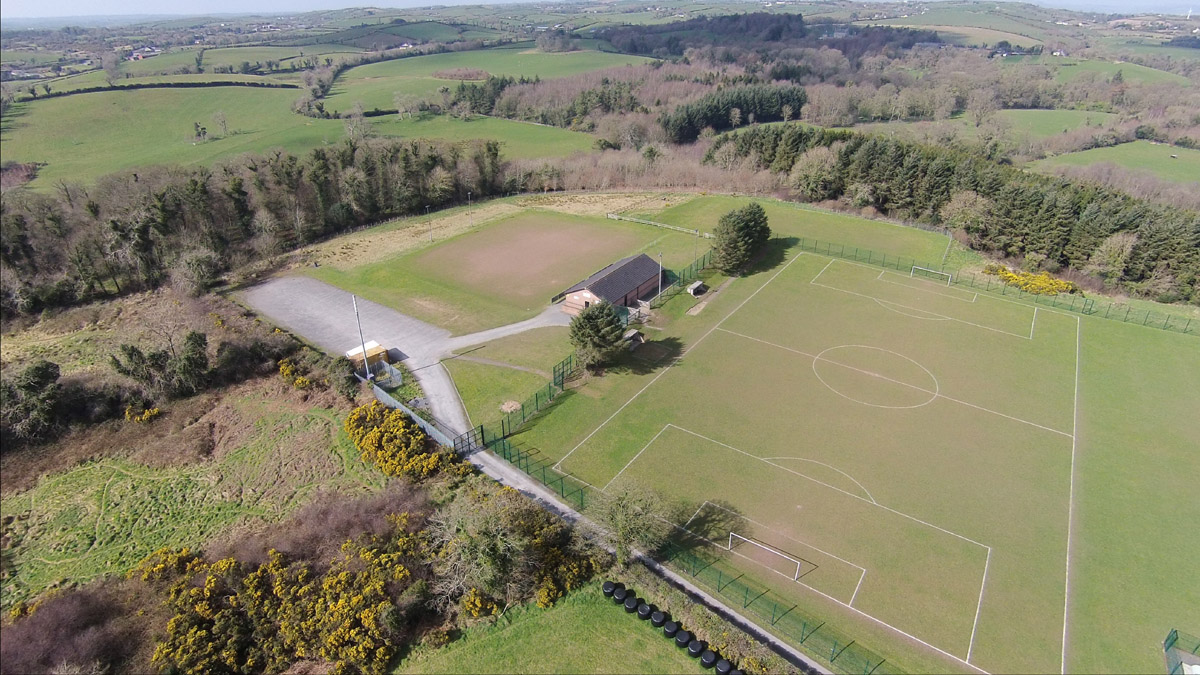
[811,345,939,409]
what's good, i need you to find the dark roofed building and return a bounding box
[560,254,663,316]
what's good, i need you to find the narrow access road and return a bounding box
[239,276,569,437]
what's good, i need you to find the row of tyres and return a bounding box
[602,580,742,675]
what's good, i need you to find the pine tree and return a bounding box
[569,301,625,370]
[713,203,771,274]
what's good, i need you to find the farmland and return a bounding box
[0,87,593,187]
[1030,141,1200,184]
[325,44,657,112]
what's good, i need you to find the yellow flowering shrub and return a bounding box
[344,401,458,481]
[125,405,161,423]
[983,263,1081,295]
[461,587,497,617]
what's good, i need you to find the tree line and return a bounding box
[0,138,508,318]
[659,83,808,143]
[707,124,1199,303]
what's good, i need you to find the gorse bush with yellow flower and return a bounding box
[983,263,1081,296]
[344,401,465,481]
[137,515,429,675]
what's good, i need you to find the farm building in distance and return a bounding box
[560,253,663,316]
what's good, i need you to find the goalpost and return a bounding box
[911,265,953,286]
[728,532,803,581]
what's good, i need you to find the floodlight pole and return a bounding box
[353,295,371,381]
[426,205,432,242]
[658,251,663,298]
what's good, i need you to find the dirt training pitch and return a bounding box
[411,211,646,307]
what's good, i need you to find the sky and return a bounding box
[0,0,1192,20]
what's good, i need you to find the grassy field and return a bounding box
[1030,140,1200,184]
[309,209,705,334]
[628,195,954,263]
[370,114,594,158]
[554,254,1076,673]
[0,88,594,188]
[1046,58,1191,87]
[326,44,656,111]
[425,199,1198,673]
[0,396,385,611]
[859,109,1118,142]
[396,584,705,674]
[445,326,572,426]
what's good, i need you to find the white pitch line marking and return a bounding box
[717,328,1075,438]
[1061,315,1082,674]
[553,251,810,472]
[967,546,992,664]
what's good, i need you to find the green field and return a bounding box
[1030,140,1200,184]
[553,254,1076,673]
[422,196,1198,674]
[630,195,953,263]
[1047,58,1191,86]
[309,209,706,334]
[326,44,657,111]
[0,88,593,187]
[396,584,705,674]
[445,326,572,426]
[859,109,1118,142]
[0,397,385,611]
[369,114,594,158]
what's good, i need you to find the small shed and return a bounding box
[560,254,663,316]
[345,340,390,371]
[687,280,707,297]
[623,328,645,350]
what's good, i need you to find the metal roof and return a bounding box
[564,254,661,304]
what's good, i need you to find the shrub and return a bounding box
[983,263,1081,295]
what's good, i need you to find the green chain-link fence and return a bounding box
[660,539,898,675]
[1165,629,1200,675]
[791,236,1196,336]
[651,249,715,308]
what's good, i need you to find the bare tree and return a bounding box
[967,88,999,128]
[212,111,227,137]
[102,52,121,86]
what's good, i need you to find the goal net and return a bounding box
[728,532,803,581]
[911,265,953,286]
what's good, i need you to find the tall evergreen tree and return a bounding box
[569,302,625,370]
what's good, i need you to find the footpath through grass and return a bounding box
[396,584,705,674]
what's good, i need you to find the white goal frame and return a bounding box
[911,265,953,286]
[729,532,803,581]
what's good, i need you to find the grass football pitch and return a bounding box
[553,252,1077,672]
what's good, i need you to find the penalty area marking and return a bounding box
[636,425,992,670]
[815,260,1034,340]
[678,499,868,606]
[875,269,979,303]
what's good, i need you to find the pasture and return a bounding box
[0,88,594,188]
[445,326,572,425]
[309,209,704,334]
[325,44,657,111]
[1030,140,1200,184]
[397,584,705,674]
[0,396,385,611]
